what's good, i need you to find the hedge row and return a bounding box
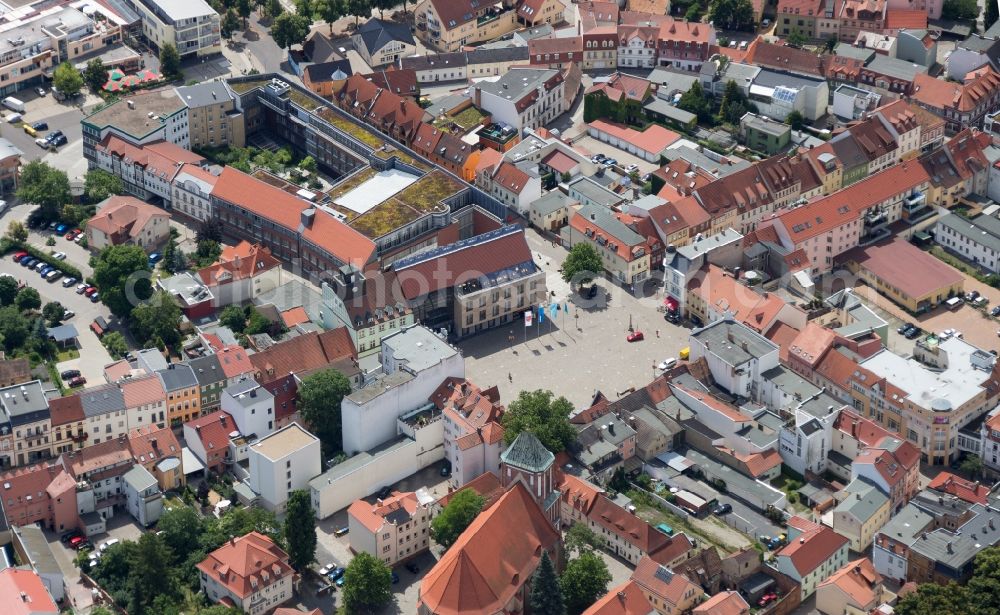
[4,242,83,280]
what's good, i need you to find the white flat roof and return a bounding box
[333,168,419,214]
[861,337,988,412]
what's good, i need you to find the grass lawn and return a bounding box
[56,348,79,362]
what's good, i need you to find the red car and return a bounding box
[11,251,27,262]
[84,286,97,297]
[69,535,85,548]
[627,331,644,342]
[64,230,77,240]
[68,376,87,388]
[758,592,778,607]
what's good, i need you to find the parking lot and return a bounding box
[0,201,113,385]
[461,229,687,409]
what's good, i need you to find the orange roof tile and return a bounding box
[348,491,421,533]
[687,265,786,333]
[582,580,656,615]
[631,556,701,607]
[693,591,750,615]
[913,68,1000,112]
[764,321,800,363]
[196,532,293,600]
[0,568,59,615]
[65,438,133,478]
[841,239,963,300]
[419,483,560,614]
[128,424,182,466]
[280,307,311,328]
[589,120,680,154]
[817,558,882,608]
[558,473,603,516]
[48,394,85,427]
[87,195,170,243]
[197,241,281,287]
[185,411,236,458]
[436,471,504,508]
[885,9,927,30]
[777,519,848,576]
[927,471,989,504]
[121,374,166,409]
[672,383,752,423]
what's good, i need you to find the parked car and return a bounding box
[318,564,336,576]
[897,323,913,335]
[62,277,76,287]
[34,261,48,271]
[38,265,52,276]
[20,256,35,267]
[333,526,349,537]
[991,306,1000,317]
[712,503,732,515]
[76,540,93,552]
[64,230,77,240]
[391,572,399,584]
[625,163,639,173]
[84,286,97,296]
[68,535,85,548]
[904,326,921,339]
[148,252,162,265]
[626,331,644,342]
[46,270,61,282]
[61,531,82,544]
[758,592,778,607]
[35,87,45,97]
[47,221,59,231]
[52,251,66,260]
[76,283,88,294]
[328,567,346,581]
[50,134,67,147]
[99,538,119,553]
[335,576,345,587]
[55,223,68,234]
[966,290,980,302]
[46,130,64,141]
[11,251,27,262]
[31,121,47,131]
[603,158,617,167]
[68,376,86,387]
[404,562,420,574]
[73,232,84,242]
[90,292,99,303]
[62,310,74,320]
[34,137,49,148]
[658,358,677,370]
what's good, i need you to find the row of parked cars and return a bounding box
[11,251,98,302]
[589,152,644,176]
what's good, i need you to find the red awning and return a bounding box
[664,297,678,310]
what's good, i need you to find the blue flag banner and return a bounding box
[550,304,558,318]
[563,301,569,314]
[538,305,545,324]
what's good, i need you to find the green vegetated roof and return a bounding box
[349,198,423,238]
[395,170,463,212]
[229,78,270,94]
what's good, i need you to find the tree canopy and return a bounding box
[431,488,485,549]
[5,220,27,243]
[0,276,18,306]
[719,79,756,125]
[284,490,317,569]
[678,81,712,123]
[94,245,153,318]
[159,43,181,79]
[530,550,566,615]
[15,287,41,312]
[941,0,978,20]
[342,552,393,614]
[785,110,805,130]
[560,551,612,615]
[53,61,83,97]
[564,522,602,554]
[561,243,603,286]
[84,58,106,92]
[297,368,352,455]
[85,169,125,203]
[897,547,1000,615]
[131,290,183,348]
[16,161,71,219]
[708,0,756,31]
[501,389,576,453]
[271,12,311,49]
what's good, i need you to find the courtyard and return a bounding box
[460,229,690,409]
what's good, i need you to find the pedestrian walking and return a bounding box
[508,372,513,383]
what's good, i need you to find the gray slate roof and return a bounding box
[157,364,198,392]
[575,203,645,248]
[0,380,49,427]
[355,18,415,55]
[175,82,235,109]
[936,212,1000,255]
[188,354,225,387]
[80,383,126,418]
[531,191,574,217]
[501,432,554,473]
[124,464,158,492]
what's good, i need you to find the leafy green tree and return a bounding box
[5,220,27,243]
[162,230,182,274]
[94,245,152,318]
[129,532,178,615]
[0,276,18,306]
[16,161,71,219]
[197,219,224,243]
[131,290,182,347]
[222,9,241,40]
[312,0,342,32]
[237,0,253,27]
[431,488,484,549]
[824,36,838,53]
[960,454,983,479]
[297,368,352,455]
[709,0,755,31]
[15,287,41,312]
[989,0,1000,31]
[501,389,576,453]
[785,110,805,130]
[285,490,317,569]
[967,547,1000,615]
[787,31,807,48]
[373,0,395,19]
[102,331,128,358]
[266,0,284,18]
[271,12,312,49]
[220,305,247,333]
[896,582,967,615]
[678,81,711,122]
[609,467,630,492]
[342,552,393,614]
[299,155,318,174]
[561,551,612,615]
[562,243,603,286]
[531,550,566,615]
[42,302,65,326]
[941,0,978,20]
[564,522,602,554]
[159,43,181,79]
[347,0,370,26]
[85,169,125,203]
[53,61,84,97]
[60,204,88,227]
[0,306,29,350]
[243,308,275,336]
[84,58,106,92]
[719,79,755,125]
[295,0,313,15]
[684,3,701,21]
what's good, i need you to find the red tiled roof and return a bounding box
[927,471,989,504]
[419,483,560,614]
[745,40,826,77]
[738,448,783,478]
[530,35,583,57]
[777,0,824,16]
[0,568,59,615]
[833,409,891,447]
[248,329,357,383]
[885,9,927,30]
[589,494,672,553]
[841,239,963,300]
[855,448,906,488]
[778,518,848,576]
[817,558,882,608]
[49,394,85,427]
[946,128,991,180]
[128,424,182,466]
[558,473,603,516]
[631,556,700,607]
[217,345,253,380]
[348,491,420,533]
[492,161,531,195]
[394,229,534,299]
[212,167,375,267]
[913,67,1000,112]
[436,471,504,508]
[582,580,656,615]
[693,591,750,615]
[589,119,680,154]
[185,411,236,459]
[788,322,835,368]
[765,321,800,363]
[96,136,204,181]
[687,265,786,333]
[197,241,281,287]
[362,68,419,97]
[672,383,752,423]
[196,532,293,600]
[541,149,578,174]
[87,195,170,243]
[64,438,132,478]
[121,374,166,409]
[280,307,311,328]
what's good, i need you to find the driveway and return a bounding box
[570,133,661,176]
[461,229,686,409]
[666,471,784,541]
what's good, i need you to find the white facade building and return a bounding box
[347,490,433,566]
[471,67,566,131]
[688,318,780,399]
[123,464,163,527]
[248,423,321,512]
[935,212,1000,273]
[220,379,275,440]
[171,164,217,222]
[126,0,221,57]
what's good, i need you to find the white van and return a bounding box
[5,113,21,124]
[2,97,25,113]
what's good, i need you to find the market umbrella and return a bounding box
[106,68,125,81]
[120,74,141,88]
[137,68,161,83]
[103,79,122,92]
